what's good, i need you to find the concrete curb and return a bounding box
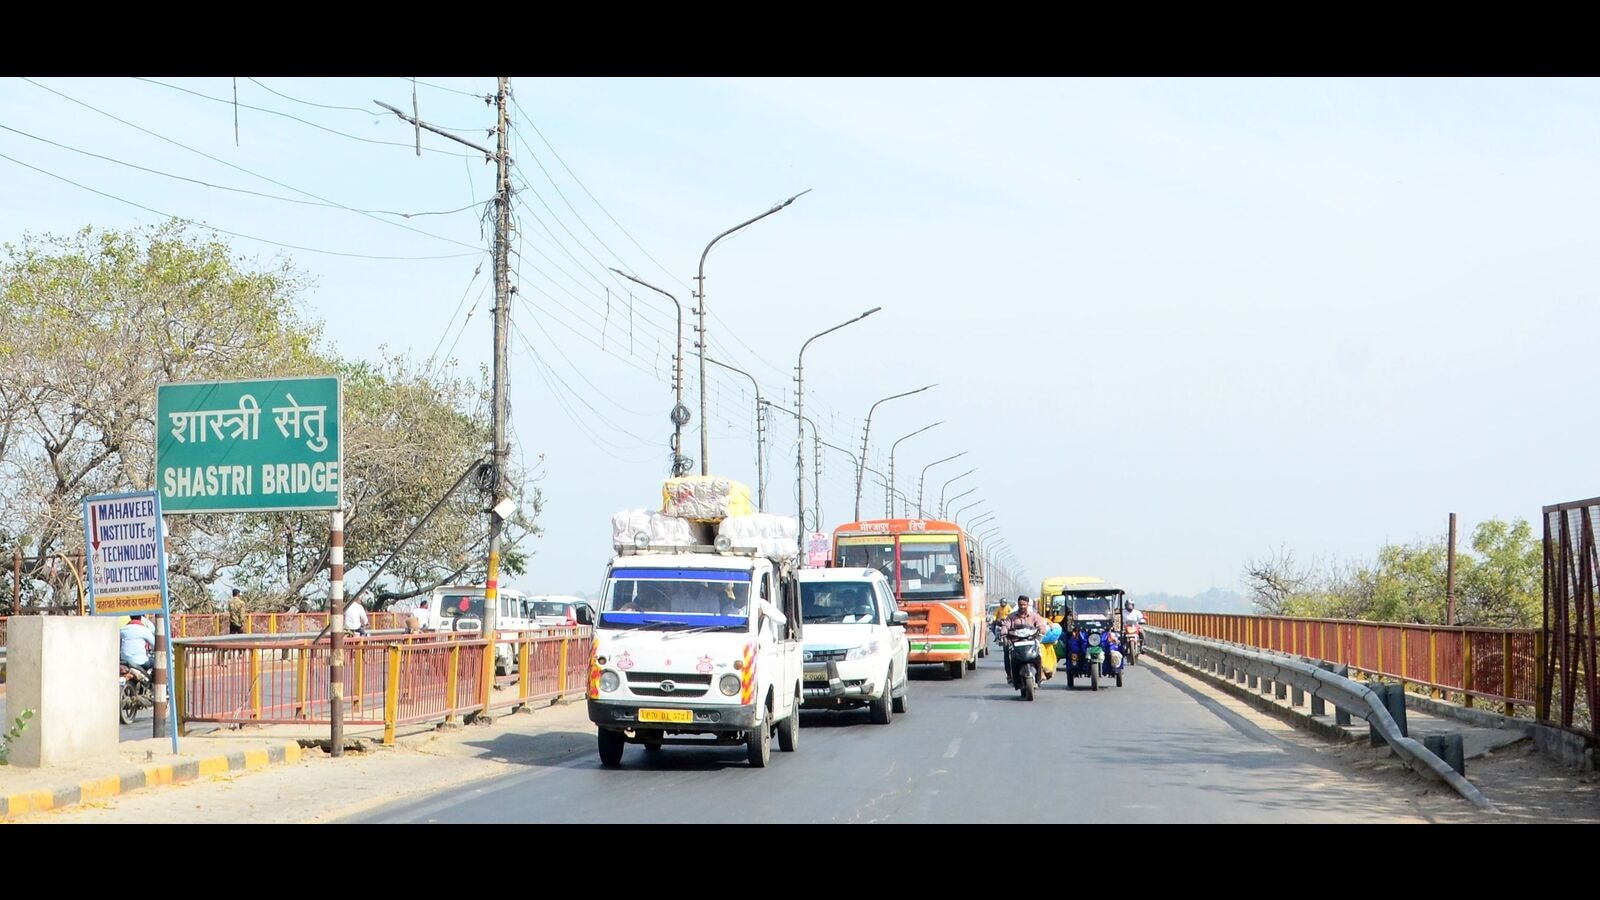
[1145,641,1500,813]
[1403,692,1534,733]
[2,740,302,820]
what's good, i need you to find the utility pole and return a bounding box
[1447,512,1458,626]
[377,79,511,730]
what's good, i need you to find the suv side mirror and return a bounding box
[890,610,908,626]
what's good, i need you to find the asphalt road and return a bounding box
[350,655,1441,824]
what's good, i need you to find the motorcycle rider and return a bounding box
[119,614,155,677]
[1002,595,1051,680]
[1123,599,1145,627]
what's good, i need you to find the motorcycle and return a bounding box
[1005,625,1043,701]
[119,663,154,725]
[1124,622,1141,665]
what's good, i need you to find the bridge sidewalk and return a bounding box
[1,698,588,821]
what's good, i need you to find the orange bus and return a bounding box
[832,518,986,678]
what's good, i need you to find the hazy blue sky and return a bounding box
[4,77,1597,600]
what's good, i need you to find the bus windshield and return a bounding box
[838,534,964,601]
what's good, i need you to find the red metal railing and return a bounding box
[1147,611,1542,715]
[174,627,593,743]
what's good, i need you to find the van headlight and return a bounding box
[845,641,880,660]
[719,674,741,696]
[600,671,620,692]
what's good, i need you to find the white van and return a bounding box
[430,584,530,674]
[587,546,803,768]
[797,568,910,722]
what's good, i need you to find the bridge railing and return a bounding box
[174,626,593,744]
[1146,611,1541,716]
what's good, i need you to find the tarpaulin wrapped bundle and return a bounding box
[717,512,800,561]
[611,509,699,552]
[661,475,753,523]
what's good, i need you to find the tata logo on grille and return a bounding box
[803,651,814,661]
[659,680,677,693]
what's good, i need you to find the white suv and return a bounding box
[798,568,910,723]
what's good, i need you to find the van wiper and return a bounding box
[663,624,734,639]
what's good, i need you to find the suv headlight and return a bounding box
[599,671,620,692]
[845,641,881,660]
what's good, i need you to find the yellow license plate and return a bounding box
[639,708,692,723]
[804,670,829,682]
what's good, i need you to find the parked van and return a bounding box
[430,584,530,674]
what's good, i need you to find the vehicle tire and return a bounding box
[119,681,140,725]
[779,695,800,750]
[966,655,978,671]
[892,686,908,714]
[640,728,664,752]
[1117,672,1124,687]
[869,685,893,725]
[1091,665,1100,692]
[948,661,965,680]
[598,728,625,767]
[746,714,771,768]
[1023,667,1036,701]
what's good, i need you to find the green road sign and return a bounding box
[156,376,343,514]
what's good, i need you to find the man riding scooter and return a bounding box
[1002,595,1051,680]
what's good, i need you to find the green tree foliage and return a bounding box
[1242,518,1540,627]
[0,224,539,614]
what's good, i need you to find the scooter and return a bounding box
[1005,626,1043,701]
[119,663,154,725]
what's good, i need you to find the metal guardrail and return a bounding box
[1147,611,1539,715]
[1145,626,1497,812]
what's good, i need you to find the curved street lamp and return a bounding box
[967,512,996,532]
[694,189,810,474]
[940,483,979,518]
[886,421,942,517]
[937,469,977,519]
[952,500,985,526]
[609,268,688,475]
[854,384,936,521]
[916,451,966,519]
[796,306,881,529]
[705,356,765,509]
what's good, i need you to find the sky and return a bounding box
[3,76,1598,601]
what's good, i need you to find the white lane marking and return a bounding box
[967,711,978,725]
[944,738,961,759]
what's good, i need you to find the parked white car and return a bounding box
[798,568,910,723]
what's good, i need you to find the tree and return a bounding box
[0,223,541,614]
[0,223,320,611]
[1457,517,1540,627]
[1243,544,1312,615]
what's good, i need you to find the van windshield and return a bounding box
[527,600,571,619]
[801,582,877,624]
[438,594,484,622]
[601,568,751,630]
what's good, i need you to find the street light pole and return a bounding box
[695,190,811,475]
[761,399,826,528]
[705,356,765,509]
[939,475,977,519]
[951,497,983,525]
[610,268,689,476]
[917,451,967,518]
[967,512,996,532]
[886,422,942,517]
[855,385,936,521]
[796,306,881,530]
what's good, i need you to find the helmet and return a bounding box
[1124,600,1135,611]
